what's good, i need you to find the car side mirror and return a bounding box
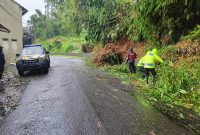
[16,54,20,57]
[46,51,50,54]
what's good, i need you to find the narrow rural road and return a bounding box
[0,56,193,135]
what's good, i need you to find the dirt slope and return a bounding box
[93,39,146,66]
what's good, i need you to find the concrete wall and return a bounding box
[0,0,24,64]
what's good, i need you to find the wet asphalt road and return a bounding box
[0,56,194,135]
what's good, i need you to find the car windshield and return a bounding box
[22,46,44,55]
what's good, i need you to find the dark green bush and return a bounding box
[184,25,200,40]
[53,40,62,49]
[134,0,200,43]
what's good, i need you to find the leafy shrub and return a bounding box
[53,40,62,49]
[134,0,200,44]
[65,44,74,52]
[47,43,54,51]
[82,0,200,44]
[184,25,200,40]
[150,58,200,113]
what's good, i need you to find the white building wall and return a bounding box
[0,0,24,64]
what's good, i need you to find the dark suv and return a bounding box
[16,44,50,76]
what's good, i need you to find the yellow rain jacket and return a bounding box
[137,51,150,67]
[137,57,145,67]
[143,49,163,68]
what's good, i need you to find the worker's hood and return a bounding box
[152,48,158,54]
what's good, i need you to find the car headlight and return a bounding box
[22,56,28,60]
[38,54,46,62]
[39,57,46,62]
[39,54,45,58]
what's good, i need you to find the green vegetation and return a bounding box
[156,59,200,111]
[29,0,200,45]
[184,25,200,40]
[36,36,85,54]
[133,0,200,43]
[102,51,200,115]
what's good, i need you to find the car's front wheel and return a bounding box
[18,71,24,76]
[44,63,49,74]
[48,61,50,68]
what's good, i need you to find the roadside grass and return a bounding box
[85,55,97,68]
[105,60,200,115]
[86,47,200,116]
[36,36,86,54]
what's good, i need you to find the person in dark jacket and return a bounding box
[0,46,5,79]
[127,48,137,73]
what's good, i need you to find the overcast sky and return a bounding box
[15,0,45,26]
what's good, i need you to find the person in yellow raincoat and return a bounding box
[143,48,163,85]
[137,51,150,79]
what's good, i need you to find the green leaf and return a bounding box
[179,89,188,94]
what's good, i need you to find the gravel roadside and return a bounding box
[0,65,30,123]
